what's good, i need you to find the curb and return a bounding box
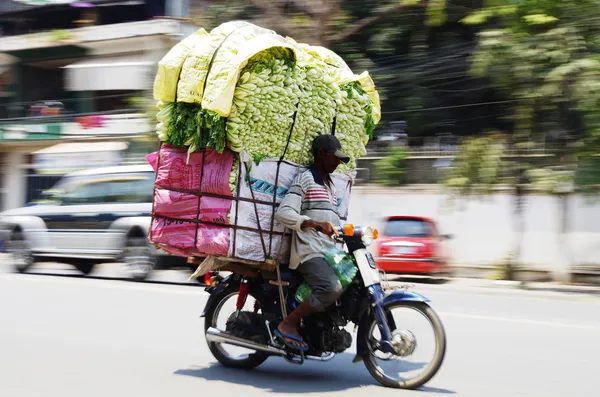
[388,275,600,295]
[449,264,600,285]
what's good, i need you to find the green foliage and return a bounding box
[576,153,600,199]
[425,0,448,27]
[373,146,408,186]
[165,102,227,153]
[527,167,575,194]
[189,0,456,140]
[464,0,600,197]
[444,134,505,197]
[488,251,523,281]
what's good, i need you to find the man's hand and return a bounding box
[301,220,337,236]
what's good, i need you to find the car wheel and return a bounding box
[122,236,156,282]
[6,230,35,273]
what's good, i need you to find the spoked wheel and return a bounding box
[204,287,269,369]
[362,301,446,389]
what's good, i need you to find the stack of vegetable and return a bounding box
[152,21,381,175]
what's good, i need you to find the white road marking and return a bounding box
[439,312,600,331]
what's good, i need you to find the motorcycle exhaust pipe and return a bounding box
[206,327,286,356]
[205,327,337,362]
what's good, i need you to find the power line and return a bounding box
[371,41,474,66]
[372,45,473,74]
[382,99,522,115]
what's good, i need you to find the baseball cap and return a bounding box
[312,134,350,163]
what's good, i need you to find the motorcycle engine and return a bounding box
[225,311,269,344]
[328,327,353,353]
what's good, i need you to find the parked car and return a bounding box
[373,215,452,276]
[0,165,189,281]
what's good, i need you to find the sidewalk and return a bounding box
[454,277,600,294]
[2,254,600,293]
[388,275,600,297]
[448,263,600,286]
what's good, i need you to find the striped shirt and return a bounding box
[276,166,340,269]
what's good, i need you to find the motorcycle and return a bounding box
[201,224,446,389]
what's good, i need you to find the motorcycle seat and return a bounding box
[261,264,299,283]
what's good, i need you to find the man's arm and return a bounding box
[276,179,309,232]
[276,177,335,236]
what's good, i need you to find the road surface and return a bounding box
[1,272,599,397]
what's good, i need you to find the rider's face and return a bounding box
[316,149,341,173]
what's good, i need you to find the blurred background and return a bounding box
[1,3,600,396]
[0,0,598,284]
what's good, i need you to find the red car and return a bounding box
[373,216,452,276]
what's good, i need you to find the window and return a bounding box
[384,218,434,238]
[58,171,155,205]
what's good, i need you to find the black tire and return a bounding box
[362,301,446,389]
[204,287,269,369]
[7,230,34,273]
[74,262,95,275]
[122,236,156,282]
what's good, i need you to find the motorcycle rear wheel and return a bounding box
[361,301,446,389]
[204,287,269,369]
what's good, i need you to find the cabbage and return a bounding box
[226,47,300,158]
[286,64,341,164]
[153,22,382,170]
[335,82,373,172]
[230,155,239,195]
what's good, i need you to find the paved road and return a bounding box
[1,272,599,397]
[0,257,202,285]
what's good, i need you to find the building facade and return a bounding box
[0,0,195,210]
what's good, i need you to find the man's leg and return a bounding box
[277,257,343,346]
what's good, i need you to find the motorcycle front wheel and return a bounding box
[204,286,269,369]
[361,301,446,389]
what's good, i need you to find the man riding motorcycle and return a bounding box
[275,134,350,351]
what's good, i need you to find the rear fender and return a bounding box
[200,274,239,317]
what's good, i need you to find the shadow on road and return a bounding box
[174,353,455,394]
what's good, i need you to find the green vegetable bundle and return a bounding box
[227,49,300,157]
[285,64,341,164]
[152,21,381,171]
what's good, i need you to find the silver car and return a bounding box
[0,165,187,281]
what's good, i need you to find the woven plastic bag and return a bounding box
[295,249,358,303]
[153,28,209,103]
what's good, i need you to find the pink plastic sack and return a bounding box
[150,218,230,257]
[148,145,234,257]
[152,189,231,224]
[154,145,233,195]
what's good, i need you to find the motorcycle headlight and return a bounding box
[361,226,379,246]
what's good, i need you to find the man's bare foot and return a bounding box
[277,322,301,339]
[276,323,308,350]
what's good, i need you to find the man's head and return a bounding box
[312,134,350,173]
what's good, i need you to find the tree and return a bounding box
[191,0,442,48]
[450,0,600,281]
[189,1,495,141]
[373,146,409,186]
